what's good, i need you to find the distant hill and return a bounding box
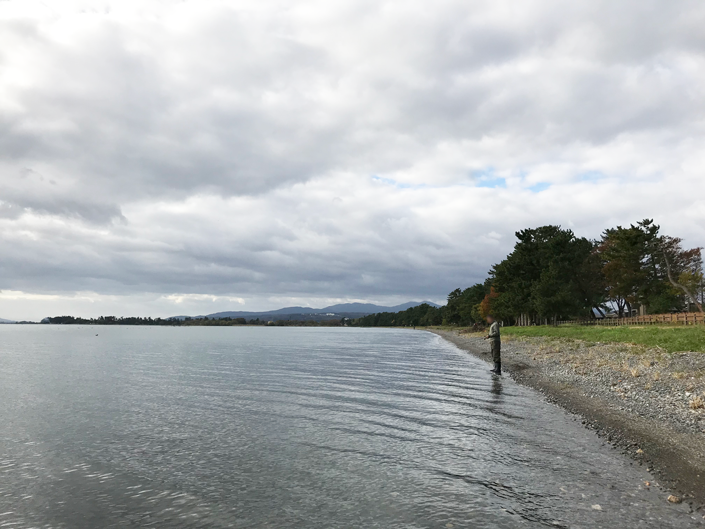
[0,318,15,324]
[170,301,441,322]
[320,302,439,313]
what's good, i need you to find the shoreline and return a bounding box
[429,328,705,512]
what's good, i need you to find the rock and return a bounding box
[667,495,682,504]
[591,504,602,511]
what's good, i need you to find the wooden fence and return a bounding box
[556,312,705,326]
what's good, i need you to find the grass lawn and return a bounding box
[500,324,705,354]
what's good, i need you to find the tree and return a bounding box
[491,226,601,322]
[461,282,491,323]
[598,219,659,316]
[575,242,608,317]
[443,283,489,325]
[598,219,702,315]
[659,236,704,313]
[354,220,700,328]
[479,287,499,319]
[443,288,464,325]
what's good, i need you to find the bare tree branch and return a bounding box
[663,251,704,314]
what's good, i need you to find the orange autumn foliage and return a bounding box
[479,287,500,319]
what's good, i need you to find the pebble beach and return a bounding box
[432,328,705,514]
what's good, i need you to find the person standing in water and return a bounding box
[484,315,501,375]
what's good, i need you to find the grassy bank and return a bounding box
[500,325,705,354]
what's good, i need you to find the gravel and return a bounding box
[497,334,705,435]
[431,328,705,510]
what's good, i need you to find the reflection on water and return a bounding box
[490,376,504,401]
[0,325,701,528]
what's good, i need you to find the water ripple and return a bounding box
[0,326,701,528]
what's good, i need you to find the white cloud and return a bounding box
[162,294,246,305]
[0,0,704,319]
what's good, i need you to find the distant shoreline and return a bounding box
[429,328,705,511]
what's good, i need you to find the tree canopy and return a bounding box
[355,219,703,327]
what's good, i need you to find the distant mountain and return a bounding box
[319,301,440,313]
[171,301,441,322]
[0,318,15,324]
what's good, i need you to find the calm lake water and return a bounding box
[0,325,701,528]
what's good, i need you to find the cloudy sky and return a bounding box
[1,0,704,320]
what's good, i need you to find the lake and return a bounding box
[0,325,700,528]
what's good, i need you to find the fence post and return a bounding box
[556,312,704,327]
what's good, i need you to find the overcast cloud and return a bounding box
[1,0,704,320]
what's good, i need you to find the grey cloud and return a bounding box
[0,0,704,318]
[3,173,696,303]
[0,166,124,222]
[1,197,123,223]
[2,1,702,203]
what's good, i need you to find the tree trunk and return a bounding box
[616,298,626,318]
[663,252,704,314]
